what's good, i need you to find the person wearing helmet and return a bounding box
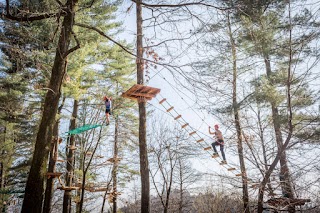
[209,124,227,164]
[104,96,112,125]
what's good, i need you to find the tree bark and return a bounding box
[112,115,119,213]
[136,0,150,212]
[63,99,79,213]
[227,13,250,213]
[43,123,59,213]
[43,97,65,213]
[0,161,4,212]
[21,0,77,211]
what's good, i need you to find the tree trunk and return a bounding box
[0,161,4,212]
[264,54,294,201]
[257,107,275,196]
[101,191,108,213]
[21,0,77,212]
[112,115,119,213]
[258,40,295,212]
[43,97,65,213]
[43,123,59,213]
[76,165,82,213]
[227,13,250,213]
[136,0,150,212]
[178,159,183,213]
[63,99,79,213]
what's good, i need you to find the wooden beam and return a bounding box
[166,106,174,112]
[196,139,204,143]
[159,98,166,104]
[181,123,189,128]
[174,115,182,120]
[227,168,236,171]
[204,147,211,150]
[189,131,196,136]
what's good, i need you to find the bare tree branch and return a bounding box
[130,0,229,11]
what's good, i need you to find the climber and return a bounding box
[209,124,227,164]
[104,96,112,125]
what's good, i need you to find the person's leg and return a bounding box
[220,145,226,161]
[106,108,110,124]
[211,142,218,154]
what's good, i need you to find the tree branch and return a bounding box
[130,0,229,10]
[74,23,182,69]
[74,23,136,57]
[3,0,66,22]
[64,30,81,58]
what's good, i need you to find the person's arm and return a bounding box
[208,126,215,135]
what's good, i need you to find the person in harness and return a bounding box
[104,96,112,125]
[209,124,227,164]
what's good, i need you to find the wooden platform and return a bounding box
[122,84,160,101]
[267,198,311,207]
[46,172,63,178]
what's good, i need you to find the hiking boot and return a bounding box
[220,160,227,165]
[212,153,219,158]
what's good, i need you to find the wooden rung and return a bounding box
[204,147,211,151]
[159,98,166,104]
[220,161,227,165]
[166,106,174,112]
[174,115,182,120]
[197,139,204,143]
[227,168,236,171]
[236,173,243,177]
[189,131,196,136]
[212,154,219,158]
[181,123,189,128]
[55,159,65,163]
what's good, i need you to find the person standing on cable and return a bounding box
[209,124,227,164]
[104,96,112,125]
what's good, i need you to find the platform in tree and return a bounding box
[122,84,161,101]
